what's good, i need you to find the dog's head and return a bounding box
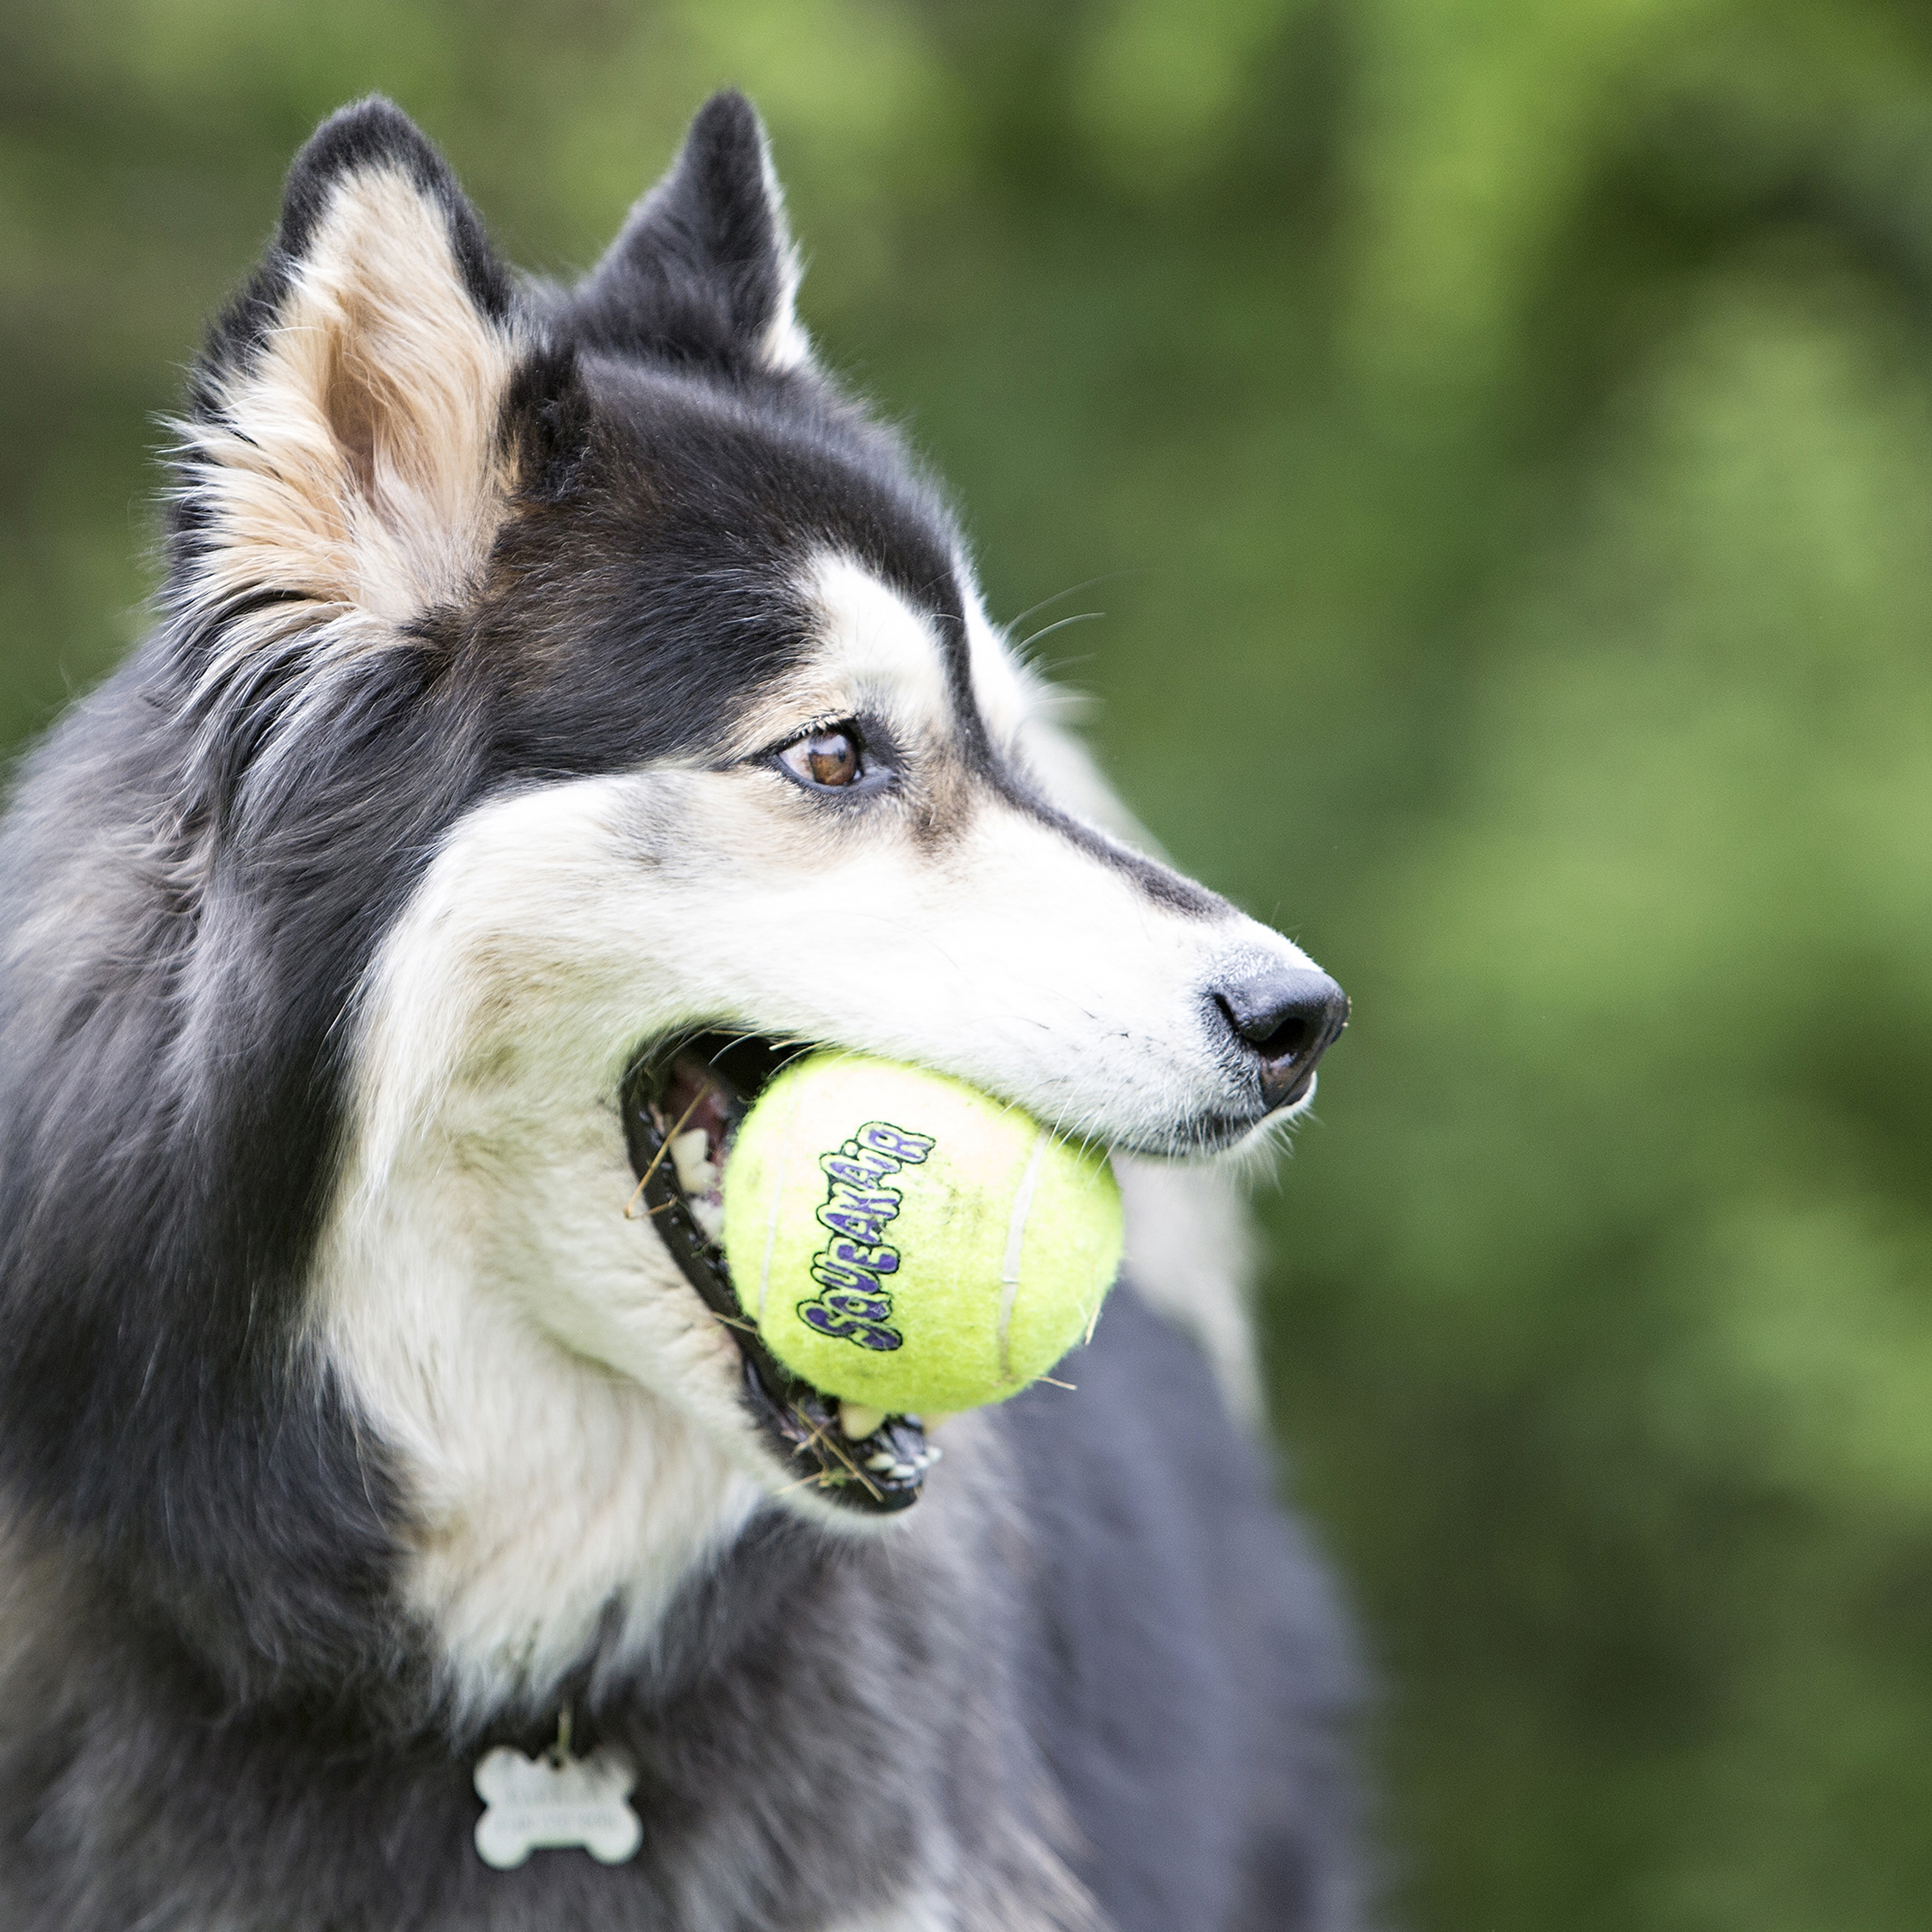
[156,93,1345,1696]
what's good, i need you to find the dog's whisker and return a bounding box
[1012,610,1104,658]
[1001,567,1146,633]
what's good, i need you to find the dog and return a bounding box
[0,92,1363,1930]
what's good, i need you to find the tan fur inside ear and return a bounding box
[175,167,521,647]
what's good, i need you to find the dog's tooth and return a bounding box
[838,1402,886,1441]
[889,1462,916,1481]
[668,1128,717,1198]
[864,1452,898,1473]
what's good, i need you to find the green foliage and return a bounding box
[4,2,1930,1923]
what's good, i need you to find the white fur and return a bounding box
[820,1897,954,1932]
[800,552,957,739]
[963,582,1052,759]
[819,1893,962,1924]
[314,781,770,1714]
[315,554,1312,1701]
[753,125,815,374]
[1114,1155,1264,1432]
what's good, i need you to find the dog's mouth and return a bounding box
[620,1032,940,1517]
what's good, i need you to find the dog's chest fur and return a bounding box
[0,1450,1062,1931]
[0,1296,1357,1931]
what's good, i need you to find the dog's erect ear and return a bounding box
[169,97,535,645]
[569,90,810,376]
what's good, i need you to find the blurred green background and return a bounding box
[5,1,1931,1924]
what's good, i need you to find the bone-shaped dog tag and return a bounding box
[472,1743,643,1870]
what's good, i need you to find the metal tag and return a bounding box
[472,1741,643,1870]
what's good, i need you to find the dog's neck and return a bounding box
[313,1045,773,1720]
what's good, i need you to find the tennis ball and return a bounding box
[720,1052,1123,1416]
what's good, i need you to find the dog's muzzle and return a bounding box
[621,969,1347,1518]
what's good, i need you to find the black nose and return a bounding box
[1213,967,1350,1112]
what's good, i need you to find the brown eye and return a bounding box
[781,726,862,789]
[808,731,858,786]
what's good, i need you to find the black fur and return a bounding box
[573,89,799,374]
[0,93,1363,1928]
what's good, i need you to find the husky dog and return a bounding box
[0,94,1361,1930]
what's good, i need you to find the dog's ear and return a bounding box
[169,97,544,645]
[569,90,810,376]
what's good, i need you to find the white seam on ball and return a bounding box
[997,1127,1053,1385]
[755,1092,793,1324]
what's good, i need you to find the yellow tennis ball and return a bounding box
[721,1052,1123,1416]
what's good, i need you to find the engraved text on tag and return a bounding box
[473,1744,644,1870]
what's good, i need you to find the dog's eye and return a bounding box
[779,725,863,790]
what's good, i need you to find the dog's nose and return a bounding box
[1214,967,1350,1112]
